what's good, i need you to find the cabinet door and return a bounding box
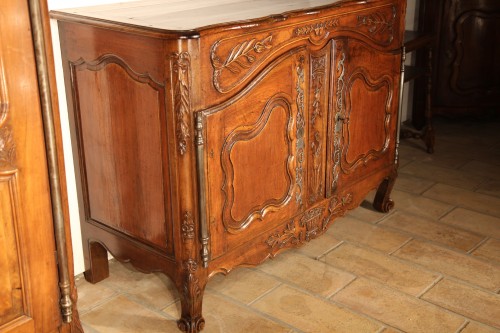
[201,48,309,258]
[327,38,399,195]
[434,0,500,109]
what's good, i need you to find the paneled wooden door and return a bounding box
[0,0,79,332]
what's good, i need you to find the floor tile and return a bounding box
[252,284,382,333]
[471,238,500,264]
[347,203,389,223]
[476,179,500,198]
[102,261,178,309]
[460,160,500,181]
[82,295,177,333]
[258,252,355,297]
[393,240,500,291]
[329,216,410,253]
[207,267,280,304]
[380,211,485,252]
[164,292,291,333]
[421,279,500,329]
[332,278,465,333]
[391,190,453,220]
[324,243,439,296]
[296,231,342,259]
[461,321,500,333]
[423,183,500,218]
[393,172,435,194]
[75,275,118,314]
[440,208,500,239]
[400,161,487,190]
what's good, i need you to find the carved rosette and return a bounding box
[357,6,396,44]
[295,56,305,207]
[309,54,327,203]
[211,35,273,93]
[332,43,346,193]
[171,52,192,156]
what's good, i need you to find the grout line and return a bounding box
[247,282,282,306]
[388,237,413,255]
[454,320,470,333]
[326,276,358,299]
[466,236,489,254]
[416,275,443,298]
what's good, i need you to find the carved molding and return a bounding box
[295,55,305,207]
[357,6,396,44]
[211,35,273,93]
[0,55,14,169]
[342,68,392,173]
[331,43,346,193]
[309,53,327,203]
[221,94,294,232]
[181,211,195,241]
[171,52,192,156]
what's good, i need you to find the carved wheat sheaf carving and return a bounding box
[221,94,294,232]
[309,54,327,203]
[266,192,352,250]
[211,35,273,93]
[295,55,305,207]
[331,43,346,193]
[357,6,396,43]
[171,52,192,156]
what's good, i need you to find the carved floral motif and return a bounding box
[299,207,325,241]
[295,55,305,207]
[322,192,353,230]
[211,35,272,92]
[265,221,300,249]
[357,6,396,43]
[294,18,340,44]
[171,52,192,156]
[181,211,195,241]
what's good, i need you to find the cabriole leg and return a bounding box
[176,259,206,333]
[373,171,397,213]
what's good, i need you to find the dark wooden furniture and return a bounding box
[52,0,406,331]
[433,0,500,116]
[401,29,435,153]
[0,0,81,332]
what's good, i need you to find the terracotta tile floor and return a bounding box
[76,117,500,333]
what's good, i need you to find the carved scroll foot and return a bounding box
[373,171,396,213]
[83,241,109,284]
[176,259,207,333]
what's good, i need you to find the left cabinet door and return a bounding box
[201,48,308,259]
[0,0,77,332]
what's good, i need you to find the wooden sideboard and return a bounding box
[52,0,406,331]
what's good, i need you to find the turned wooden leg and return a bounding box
[373,171,397,213]
[83,240,109,284]
[176,259,206,333]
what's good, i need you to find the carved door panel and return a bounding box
[434,0,500,109]
[202,48,309,258]
[327,38,399,195]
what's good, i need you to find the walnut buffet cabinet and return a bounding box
[52,0,406,331]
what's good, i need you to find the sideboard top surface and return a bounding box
[51,0,378,34]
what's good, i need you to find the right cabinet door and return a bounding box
[327,38,399,195]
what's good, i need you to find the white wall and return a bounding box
[49,0,419,276]
[48,0,136,275]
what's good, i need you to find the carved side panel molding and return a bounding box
[331,41,346,194]
[295,55,306,207]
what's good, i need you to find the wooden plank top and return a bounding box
[51,0,355,32]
